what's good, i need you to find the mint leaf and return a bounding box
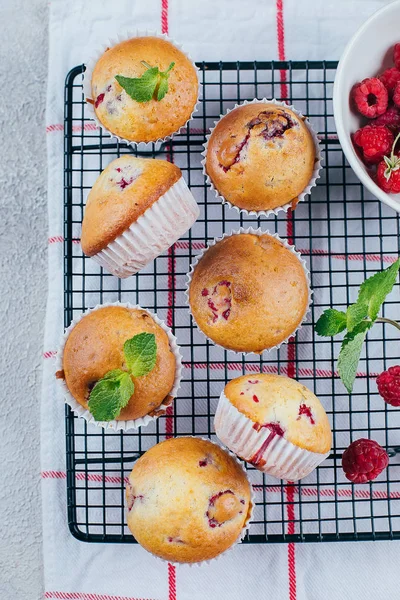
[115,67,159,103]
[157,75,169,101]
[346,302,369,333]
[157,62,175,100]
[346,259,400,332]
[337,321,372,394]
[88,369,134,421]
[115,62,175,103]
[124,332,157,377]
[315,309,347,336]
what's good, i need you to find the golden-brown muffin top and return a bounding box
[224,374,332,454]
[90,36,198,142]
[60,305,176,421]
[188,233,310,353]
[205,102,316,212]
[126,437,252,563]
[81,156,181,256]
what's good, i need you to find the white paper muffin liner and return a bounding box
[90,176,200,278]
[201,98,322,218]
[185,227,312,356]
[215,392,330,482]
[55,302,183,431]
[126,436,254,567]
[83,30,200,151]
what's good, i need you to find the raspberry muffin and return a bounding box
[215,374,332,481]
[204,100,319,214]
[187,230,310,353]
[81,156,199,278]
[56,303,182,430]
[86,34,199,143]
[126,437,252,563]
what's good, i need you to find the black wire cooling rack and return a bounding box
[64,61,400,544]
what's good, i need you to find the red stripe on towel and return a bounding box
[276,0,288,100]
[276,0,297,597]
[161,5,177,599]
[44,592,157,600]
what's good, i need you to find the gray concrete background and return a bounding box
[0,0,48,598]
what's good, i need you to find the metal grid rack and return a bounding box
[64,61,400,544]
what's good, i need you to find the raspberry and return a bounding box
[353,125,394,164]
[376,152,400,193]
[95,93,105,108]
[394,43,400,70]
[352,77,388,118]
[376,366,400,406]
[379,67,400,94]
[394,82,400,108]
[374,105,400,132]
[342,439,389,483]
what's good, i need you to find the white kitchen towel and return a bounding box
[43,1,399,599]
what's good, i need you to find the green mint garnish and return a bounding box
[315,259,400,393]
[88,332,157,421]
[315,308,347,337]
[88,369,134,421]
[346,258,400,331]
[115,61,175,103]
[124,332,157,377]
[337,321,372,394]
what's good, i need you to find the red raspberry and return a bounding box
[342,439,389,484]
[353,125,394,164]
[376,366,400,406]
[374,105,400,132]
[352,77,388,118]
[394,82,400,108]
[379,67,400,95]
[376,152,400,193]
[394,43,400,70]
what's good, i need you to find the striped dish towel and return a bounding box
[43,1,397,599]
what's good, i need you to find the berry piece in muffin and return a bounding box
[188,232,310,353]
[57,305,178,423]
[126,437,252,563]
[205,102,317,212]
[89,36,198,143]
[214,374,332,481]
[81,156,199,278]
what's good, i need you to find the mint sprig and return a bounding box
[88,333,157,421]
[315,259,400,393]
[115,61,175,103]
[124,332,157,377]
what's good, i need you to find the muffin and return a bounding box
[80,156,199,278]
[187,230,310,353]
[126,437,252,563]
[56,303,182,430]
[86,34,199,143]
[204,99,319,214]
[214,374,332,481]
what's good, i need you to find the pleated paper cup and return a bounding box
[202,98,322,218]
[83,30,200,151]
[126,436,254,567]
[215,391,330,481]
[55,302,183,431]
[185,227,312,356]
[89,175,200,278]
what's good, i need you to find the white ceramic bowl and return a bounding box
[333,0,400,213]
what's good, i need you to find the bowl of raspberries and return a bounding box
[333,0,400,212]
